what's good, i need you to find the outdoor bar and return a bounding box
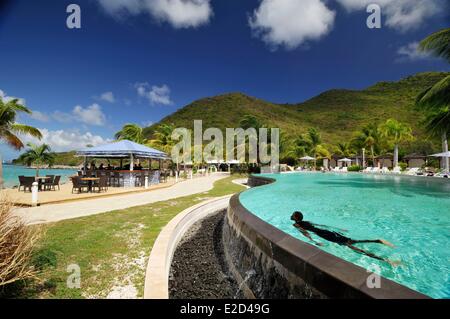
[76,140,170,188]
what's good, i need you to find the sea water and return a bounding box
[2,164,77,188]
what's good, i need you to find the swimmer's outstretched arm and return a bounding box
[295,225,323,246]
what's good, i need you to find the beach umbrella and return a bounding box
[338,157,352,167]
[430,151,450,157]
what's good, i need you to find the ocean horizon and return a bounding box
[1,164,77,188]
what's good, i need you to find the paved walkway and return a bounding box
[14,173,229,225]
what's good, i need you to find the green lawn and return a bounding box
[16,176,246,299]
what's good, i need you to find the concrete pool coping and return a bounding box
[227,174,430,299]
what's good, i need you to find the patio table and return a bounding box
[35,176,51,191]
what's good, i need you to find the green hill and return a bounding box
[144,71,449,146]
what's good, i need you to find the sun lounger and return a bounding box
[381,167,390,174]
[392,166,401,174]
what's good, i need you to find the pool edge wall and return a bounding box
[223,174,429,299]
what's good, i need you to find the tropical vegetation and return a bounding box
[0,97,42,188]
[416,28,450,171]
[15,143,55,176]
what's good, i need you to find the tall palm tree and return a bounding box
[0,97,42,188]
[149,123,176,154]
[16,143,54,177]
[379,119,414,167]
[416,28,450,171]
[291,128,324,167]
[114,124,147,144]
[335,142,354,158]
[239,114,263,131]
[351,123,380,165]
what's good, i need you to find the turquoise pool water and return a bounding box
[2,165,77,188]
[240,172,450,298]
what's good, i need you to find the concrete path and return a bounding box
[14,173,229,225]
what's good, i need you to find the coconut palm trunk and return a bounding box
[442,132,449,171]
[371,146,375,166]
[393,144,399,167]
[0,153,3,189]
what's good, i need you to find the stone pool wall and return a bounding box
[223,175,429,299]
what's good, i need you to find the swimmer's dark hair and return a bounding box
[291,211,303,221]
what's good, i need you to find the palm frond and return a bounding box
[11,124,42,139]
[1,131,24,150]
[419,28,450,63]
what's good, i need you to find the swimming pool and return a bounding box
[240,173,450,298]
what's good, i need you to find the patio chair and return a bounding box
[19,176,35,192]
[392,166,402,174]
[134,173,143,187]
[46,175,61,191]
[159,171,168,183]
[43,175,55,191]
[362,167,372,173]
[92,176,108,193]
[18,175,26,192]
[71,177,88,194]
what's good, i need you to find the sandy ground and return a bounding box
[13,173,229,225]
[2,180,175,206]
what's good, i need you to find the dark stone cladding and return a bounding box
[224,174,429,299]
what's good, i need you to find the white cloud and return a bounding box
[29,111,50,122]
[51,110,74,123]
[52,104,107,126]
[99,91,115,103]
[335,0,443,32]
[72,104,106,126]
[19,128,111,152]
[135,83,173,106]
[249,0,335,50]
[396,41,430,62]
[0,89,26,105]
[97,0,212,28]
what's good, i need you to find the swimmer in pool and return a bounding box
[291,211,399,266]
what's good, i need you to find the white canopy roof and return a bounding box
[430,151,450,158]
[338,158,352,162]
[300,156,315,161]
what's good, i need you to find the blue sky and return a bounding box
[0,0,449,160]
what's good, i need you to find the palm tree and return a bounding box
[149,123,176,154]
[114,124,147,144]
[351,123,380,166]
[16,143,55,177]
[379,119,414,167]
[239,114,263,131]
[0,97,42,188]
[291,128,324,167]
[335,142,354,158]
[416,28,450,171]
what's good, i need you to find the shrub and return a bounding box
[348,165,362,172]
[0,197,41,287]
[398,162,408,171]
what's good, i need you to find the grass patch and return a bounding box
[10,175,246,299]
